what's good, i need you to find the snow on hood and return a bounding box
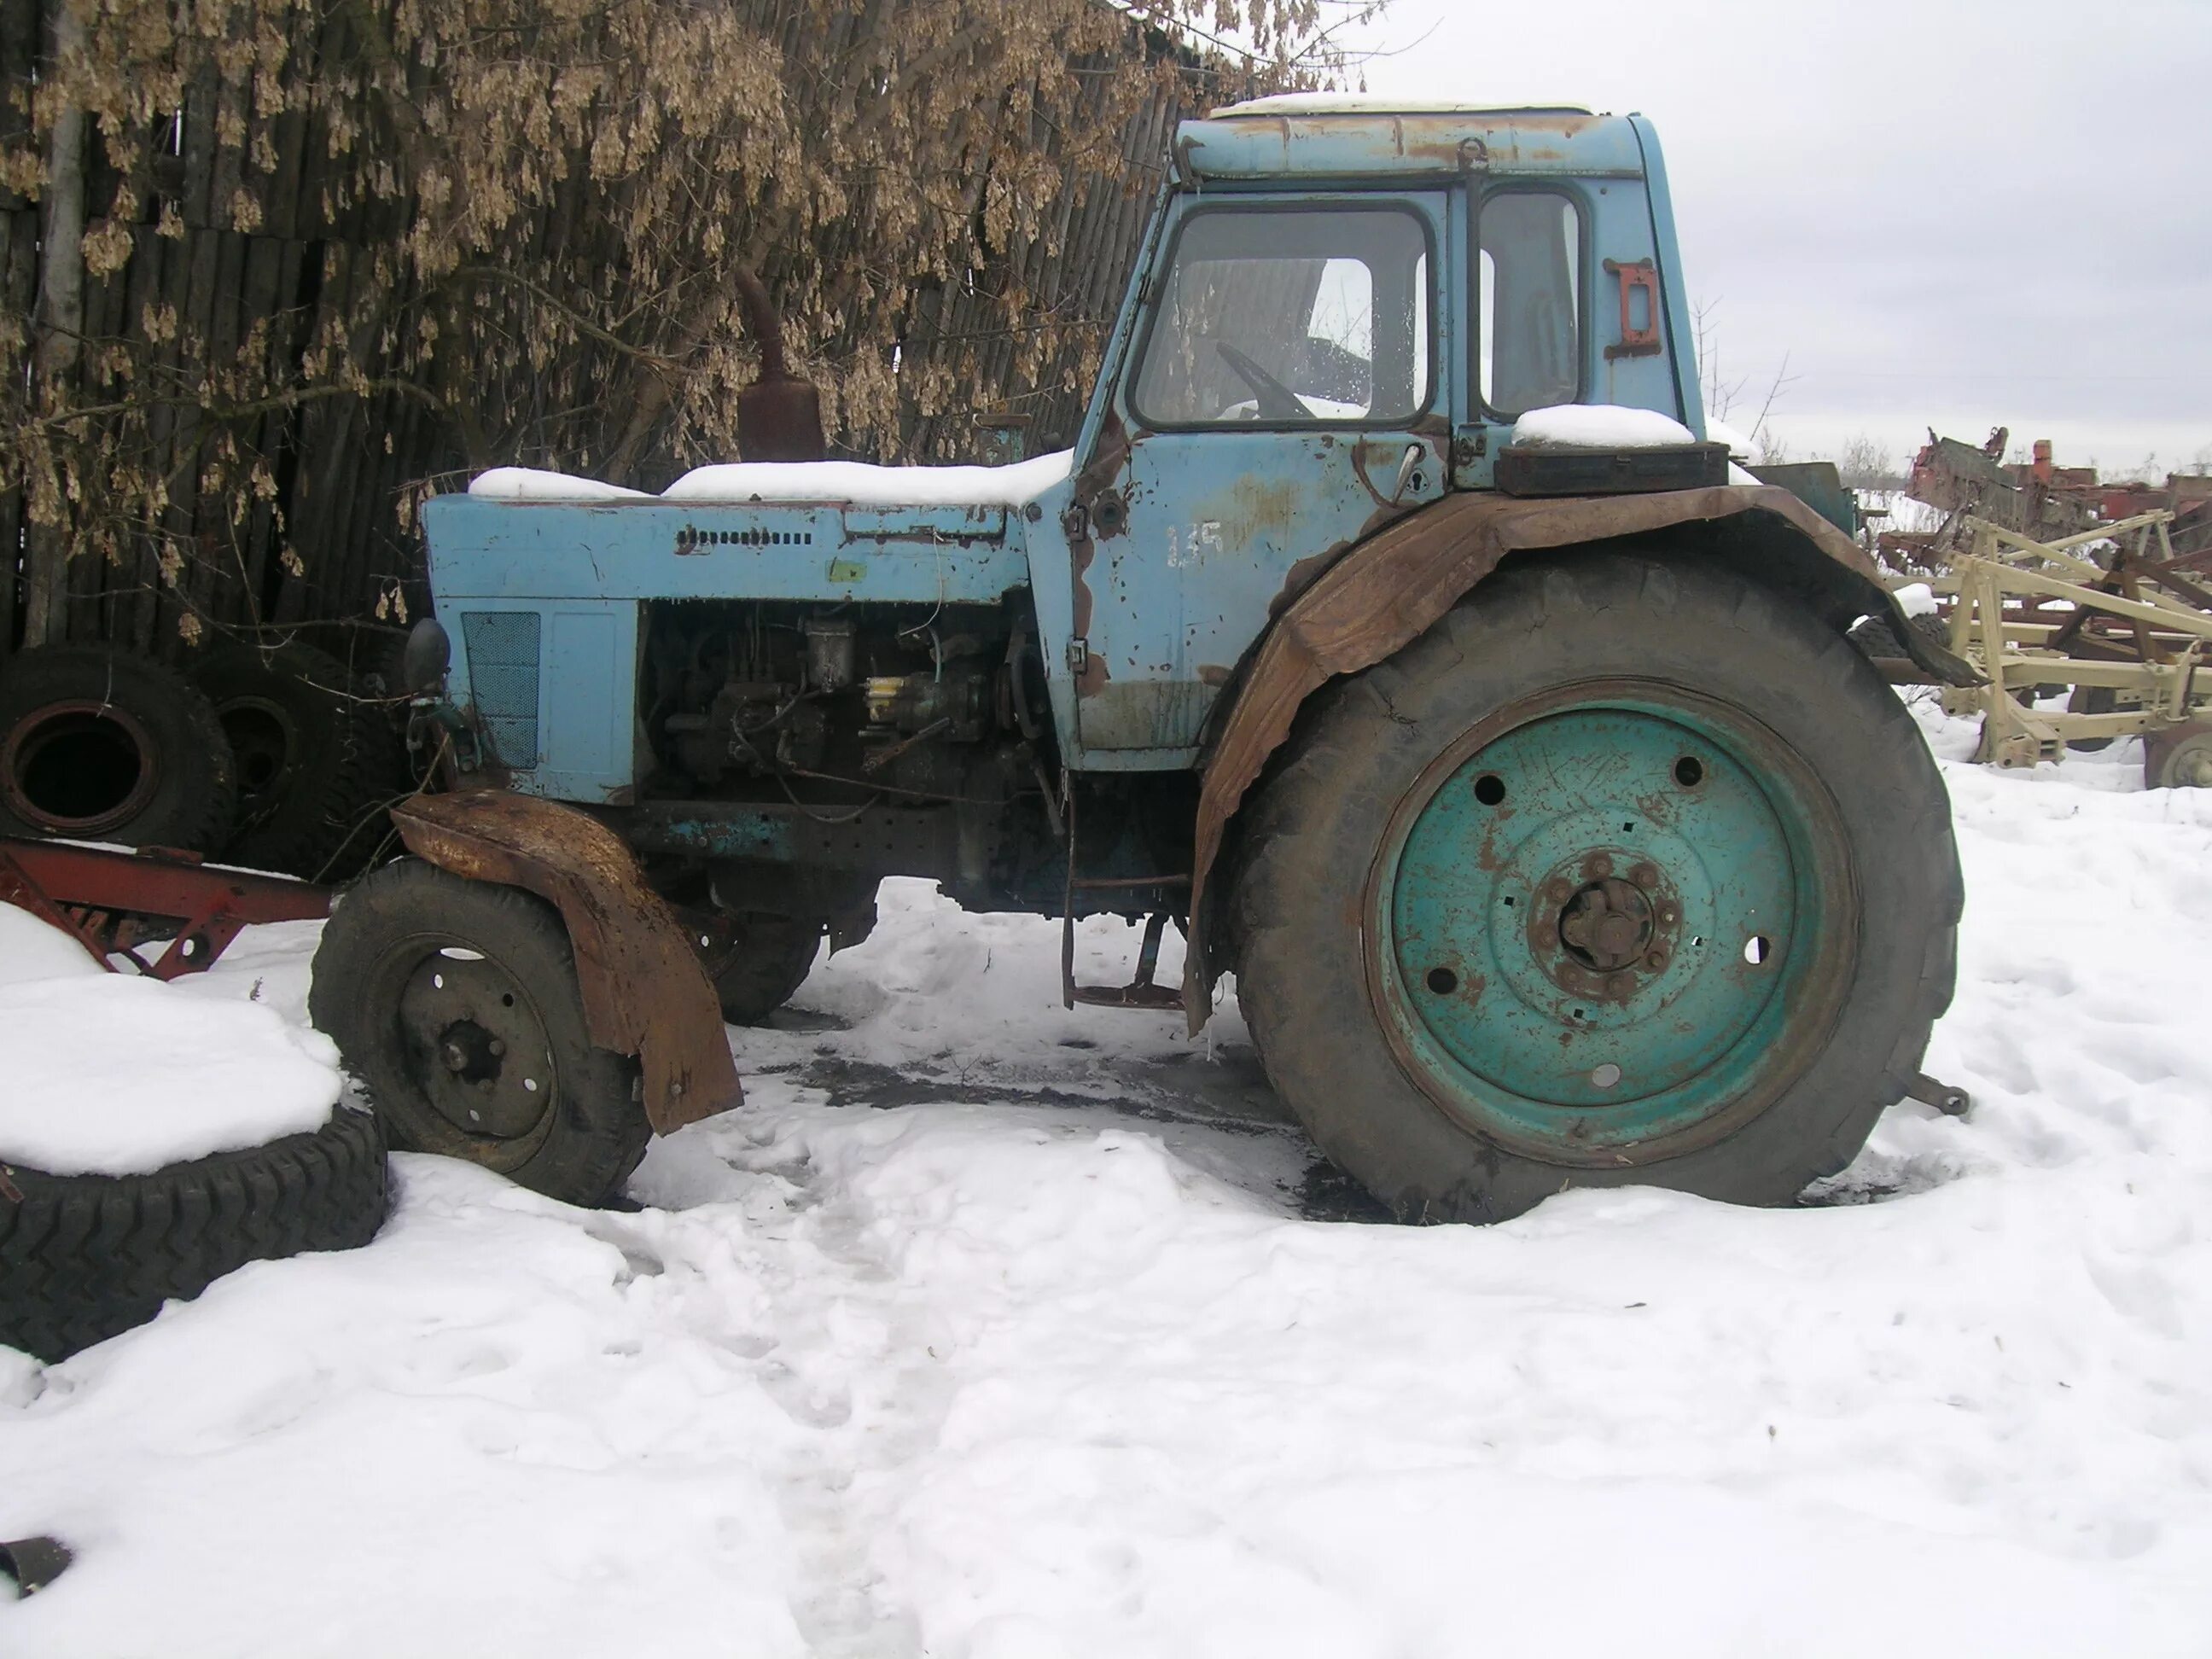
[469,450,1075,509]
[0,904,340,1177]
[1511,404,1700,450]
[468,469,650,503]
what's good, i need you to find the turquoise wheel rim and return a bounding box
[1366,678,1857,1167]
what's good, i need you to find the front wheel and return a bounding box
[309,859,648,1206]
[1231,551,1960,1223]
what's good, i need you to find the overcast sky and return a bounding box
[1343,0,2212,475]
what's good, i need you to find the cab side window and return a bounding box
[1132,207,1432,428]
[1478,192,1582,415]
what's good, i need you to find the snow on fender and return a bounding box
[0,906,389,1363]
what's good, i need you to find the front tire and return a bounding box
[1231,551,1960,1223]
[309,859,648,1206]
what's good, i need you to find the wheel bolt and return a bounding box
[1648,952,1668,970]
[490,1038,506,1057]
[1586,853,1614,878]
[1547,878,1572,902]
[1631,863,1657,888]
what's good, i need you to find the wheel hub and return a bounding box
[396,952,555,1140]
[1557,876,1655,970]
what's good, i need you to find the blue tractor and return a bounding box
[308,101,1970,1220]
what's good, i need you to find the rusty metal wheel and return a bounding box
[2145,720,2212,789]
[1364,680,1856,1167]
[310,858,647,1206]
[1230,551,1960,1224]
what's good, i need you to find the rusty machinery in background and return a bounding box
[1868,430,2212,789]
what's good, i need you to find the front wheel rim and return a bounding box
[1365,678,1859,1167]
[366,934,563,1167]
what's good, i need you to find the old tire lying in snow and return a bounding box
[189,640,407,880]
[1231,551,1961,1224]
[0,1107,388,1363]
[309,858,649,1207]
[0,646,236,852]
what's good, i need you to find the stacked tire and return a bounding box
[188,640,406,880]
[0,637,406,877]
[0,647,236,852]
[0,1109,390,1362]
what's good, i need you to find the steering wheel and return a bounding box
[1216,341,1313,422]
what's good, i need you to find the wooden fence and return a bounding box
[0,1,1214,667]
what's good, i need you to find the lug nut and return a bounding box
[1547,878,1573,902]
[1631,863,1658,888]
[490,1038,506,1057]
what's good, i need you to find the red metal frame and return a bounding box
[0,837,330,979]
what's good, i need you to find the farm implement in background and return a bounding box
[1867,431,2212,790]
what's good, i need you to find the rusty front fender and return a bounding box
[389,790,741,1134]
[1183,483,1978,1030]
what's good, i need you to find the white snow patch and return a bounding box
[1894,580,1939,618]
[1704,416,1756,457]
[5,709,2212,1652]
[661,448,1073,507]
[468,450,1076,510]
[1512,404,1698,450]
[0,901,103,987]
[0,905,339,1176]
[467,467,651,502]
[1729,460,1764,486]
[1212,93,1592,118]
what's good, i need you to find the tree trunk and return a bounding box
[23,0,87,646]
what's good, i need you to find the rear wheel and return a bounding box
[1231,551,1960,1223]
[308,859,647,1206]
[703,913,823,1025]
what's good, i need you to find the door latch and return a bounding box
[1066,637,1090,676]
[1391,441,1429,504]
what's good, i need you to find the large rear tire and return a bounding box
[308,859,649,1206]
[1231,551,1960,1223]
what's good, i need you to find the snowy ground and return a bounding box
[5,698,2211,1656]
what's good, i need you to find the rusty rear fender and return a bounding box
[1182,483,1979,1031]
[388,790,741,1134]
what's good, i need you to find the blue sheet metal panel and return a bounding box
[1177,111,1648,182]
[1078,428,1448,753]
[538,607,637,800]
[1580,178,1679,416]
[1628,115,1707,438]
[421,496,1026,606]
[448,602,638,800]
[1072,186,1454,759]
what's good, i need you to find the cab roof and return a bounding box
[1175,102,1647,183]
